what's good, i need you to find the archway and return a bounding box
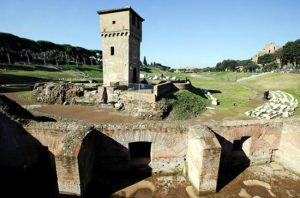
[129,141,152,168]
[132,67,138,83]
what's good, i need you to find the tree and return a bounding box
[257,54,276,65]
[0,32,103,66]
[0,47,11,64]
[143,56,148,66]
[215,60,238,71]
[281,39,300,67]
[21,49,32,64]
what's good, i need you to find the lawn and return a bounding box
[143,67,300,119]
[1,63,299,120]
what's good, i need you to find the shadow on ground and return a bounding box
[80,129,152,197]
[213,132,250,191]
[0,94,56,123]
[0,112,59,198]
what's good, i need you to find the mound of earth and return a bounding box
[32,82,84,104]
[0,95,35,124]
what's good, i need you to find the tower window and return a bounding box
[110,46,114,56]
[112,21,116,24]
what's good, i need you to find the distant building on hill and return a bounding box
[251,42,281,64]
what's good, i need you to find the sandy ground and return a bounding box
[2,92,145,124]
[112,163,300,198]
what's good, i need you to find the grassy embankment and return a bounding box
[142,66,258,119]
[0,64,102,102]
[239,73,300,116]
[142,66,300,119]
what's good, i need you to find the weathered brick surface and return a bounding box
[17,118,300,196]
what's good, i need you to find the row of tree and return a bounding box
[142,56,171,71]
[0,32,102,66]
[215,59,259,72]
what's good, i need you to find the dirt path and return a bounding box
[2,91,145,124]
[35,105,143,124]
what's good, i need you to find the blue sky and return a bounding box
[1,0,300,67]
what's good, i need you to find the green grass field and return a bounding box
[1,64,299,119]
[142,66,300,119]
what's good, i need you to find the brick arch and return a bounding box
[103,129,188,160]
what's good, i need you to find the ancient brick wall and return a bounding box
[17,118,300,196]
[276,119,300,175]
[209,120,282,166]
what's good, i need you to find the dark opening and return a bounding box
[232,140,242,151]
[132,67,138,83]
[110,46,114,56]
[269,50,271,53]
[233,136,250,151]
[81,130,152,197]
[213,132,251,192]
[129,142,151,167]
[112,20,116,24]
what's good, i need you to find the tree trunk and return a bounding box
[26,51,30,65]
[55,57,58,66]
[83,57,86,65]
[90,58,94,65]
[43,52,46,65]
[76,55,78,66]
[65,52,68,65]
[7,52,11,64]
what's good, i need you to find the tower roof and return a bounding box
[97,6,144,21]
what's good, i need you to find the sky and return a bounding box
[1,0,300,67]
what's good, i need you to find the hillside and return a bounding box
[0,32,102,66]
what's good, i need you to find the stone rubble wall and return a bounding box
[245,90,298,119]
[106,88,168,120]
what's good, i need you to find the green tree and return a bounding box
[257,54,276,65]
[281,39,300,67]
[143,56,148,66]
[215,60,238,71]
[0,47,11,64]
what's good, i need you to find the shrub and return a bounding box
[165,90,207,120]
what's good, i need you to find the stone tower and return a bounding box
[97,7,144,86]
